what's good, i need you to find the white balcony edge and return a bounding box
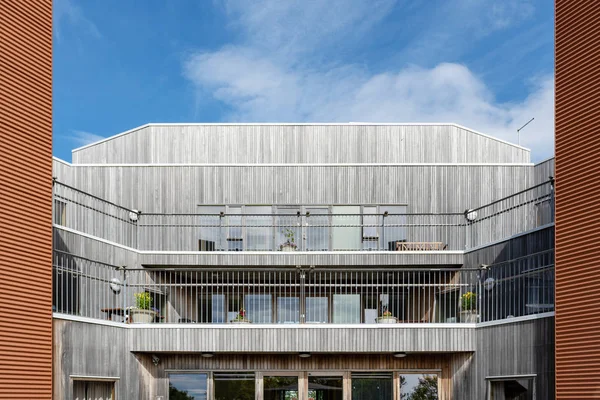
[465,223,555,253]
[53,312,554,329]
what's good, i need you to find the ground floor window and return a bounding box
[168,371,439,399]
[169,373,208,399]
[73,379,115,400]
[400,374,438,399]
[213,372,255,400]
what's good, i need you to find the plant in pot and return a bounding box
[129,292,158,323]
[230,308,251,324]
[376,308,397,324]
[279,228,298,252]
[459,291,477,323]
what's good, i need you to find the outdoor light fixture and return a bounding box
[201,352,214,358]
[151,354,160,366]
[129,210,139,222]
[299,353,311,358]
[464,209,478,221]
[109,278,122,294]
[393,352,407,358]
[484,277,496,291]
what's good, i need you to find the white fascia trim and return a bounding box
[465,223,555,253]
[475,312,554,328]
[70,375,121,381]
[54,313,126,328]
[485,374,537,380]
[54,225,138,252]
[70,122,530,153]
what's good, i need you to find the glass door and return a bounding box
[263,374,300,400]
[308,374,344,400]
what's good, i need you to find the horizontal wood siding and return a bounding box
[0,1,53,398]
[72,124,530,164]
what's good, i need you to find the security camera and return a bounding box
[151,354,160,366]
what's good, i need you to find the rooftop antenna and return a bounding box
[516,117,535,146]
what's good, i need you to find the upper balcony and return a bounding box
[52,179,554,255]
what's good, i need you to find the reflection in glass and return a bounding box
[227,207,243,251]
[333,294,360,323]
[277,297,300,324]
[246,206,273,250]
[244,294,272,323]
[306,297,329,323]
[198,206,224,250]
[351,372,392,400]
[308,375,343,400]
[169,373,208,400]
[264,376,299,400]
[400,374,438,399]
[305,208,329,251]
[199,294,225,323]
[381,205,407,250]
[214,372,255,400]
[277,207,301,250]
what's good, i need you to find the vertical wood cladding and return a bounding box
[0,1,53,398]
[555,1,600,398]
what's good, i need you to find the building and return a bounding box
[51,123,555,399]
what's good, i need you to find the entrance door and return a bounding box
[308,374,344,400]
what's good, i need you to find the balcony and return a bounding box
[52,179,554,253]
[53,250,554,327]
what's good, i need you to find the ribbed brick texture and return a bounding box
[0,1,53,398]
[555,1,600,398]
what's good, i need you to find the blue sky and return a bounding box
[53,0,554,162]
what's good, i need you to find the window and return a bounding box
[333,294,360,324]
[198,294,226,323]
[264,375,299,400]
[244,294,272,323]
[362,206,379,250]
[400,374,438,399]
[306,297,329,323]
[380,205,407,250]
[54,199,66,225]
[276,207,301,251]
[245,206,273,250]
[277,296,299,324]
[214,372,255,400]
[198,205,224,251]
[352,372,392,400]
[73,380,115,400]
[332,206,361,250]
[227,206,243,251]
[169,373,208,400]
[308,375,343,400]
[305,207,329,251]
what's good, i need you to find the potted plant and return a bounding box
[230,308,251,324]
[279,228,298,252]
[376,309,397,324]
[459,291,477,323]
[129,292,158,323]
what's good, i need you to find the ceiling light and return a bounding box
[393,352,407,358]
[201,352,214,358]
[299,353,311,358]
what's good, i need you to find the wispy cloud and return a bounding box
[184,0,553,160]
[53,0,101,41]
[67,130,106,147]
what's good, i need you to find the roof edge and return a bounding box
[71,122,532,154]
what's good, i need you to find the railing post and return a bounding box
[549,176,555,223]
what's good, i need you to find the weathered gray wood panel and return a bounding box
[130,325,475,353]
[534,157,555,184]
[71,124,530,164]
[53,319,139,400]
[53,163,534,214]
[470,317,555,399]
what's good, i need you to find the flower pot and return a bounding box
[460,310,477,323]
[130,309,157,324]
[376,316,398,324]
[280,244,297,252]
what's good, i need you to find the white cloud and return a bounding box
[68,130,106,147]
[184,0,554,160]
[53,0,101,41]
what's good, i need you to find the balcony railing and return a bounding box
[52,249,554,325]
[52,180,554,252]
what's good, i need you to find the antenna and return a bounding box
[517,118,535,146]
